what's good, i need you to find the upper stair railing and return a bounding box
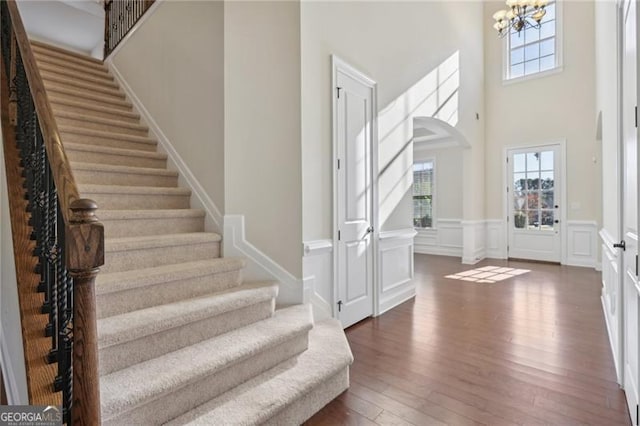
[0,1,104,424]
[104,0,155,58]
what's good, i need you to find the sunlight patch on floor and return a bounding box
[445,266,530,283]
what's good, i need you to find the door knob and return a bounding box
[614,240,627,251]
[366,226,374,234]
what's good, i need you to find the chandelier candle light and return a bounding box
[493,0,548,37]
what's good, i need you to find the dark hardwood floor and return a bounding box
[306,254,630,425]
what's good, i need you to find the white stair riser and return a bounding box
[85,191,190,210]
[103,240,219,274]
[74,169,177,188]
[96,269,243,319]
[266,369,349,425]
[99,300,274,375]
[56,116,148,136]
[66,149,166,169]
[47,90,131,109]
[51,102,139,123]
[102,334,309,426]
[60,131,156,152]
[102,215,203,238]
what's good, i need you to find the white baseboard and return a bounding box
[303,239,334,321]
[565,220,599,268]
[108,62,223,234]
[224,215,302,306]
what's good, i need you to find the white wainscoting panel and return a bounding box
[486,219,507,259]
[378,229,417,314]
[223,215,302,306]
[565,221,599,268]
[600,228,622,383]
[462,220,486,264]
[414,219,462,257]
[302,240,334,320]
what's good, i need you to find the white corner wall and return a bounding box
[224,1,302,279]
[0,133,29,404]
[484,1,599,234]
[110,1,225,220]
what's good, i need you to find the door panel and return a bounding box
[507,146,561,262]
[335,66,375,329]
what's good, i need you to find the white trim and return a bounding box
[378,286,416,316]
[103,0,164,62]
[602,294,622,382]
[414,219,463,257]
[462,219,487,264]
[502,0,564,83]
[302,276,333,321]
[108,62,223,233]
[503,140,567,264]
[223,215,301,306]
[302,239,334,319]
[303,239,333,256]
[331,55,380,321]
[379,228,418,240]
[565,220,599,268]
[486,219,508,259]
[0,327,26,405]
[600,227,618,251]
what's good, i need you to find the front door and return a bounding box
[334,58,375,328]
[507,145,562,262]
[622,0,639,421]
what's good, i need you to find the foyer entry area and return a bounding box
[307,255,629,425]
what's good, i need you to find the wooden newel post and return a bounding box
[66,199,104,425]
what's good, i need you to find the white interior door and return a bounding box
[622,0,639,422]
[334,59,375,329]
[507,145,561,262]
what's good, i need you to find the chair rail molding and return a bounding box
[224,215,302,306]
[108,62,223,234]
[302,239,334,321]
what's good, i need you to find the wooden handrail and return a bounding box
[2,1,104,423]
[5,0,80,223]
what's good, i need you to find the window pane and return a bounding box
[524,59,540,75]
[527,173,540,190]
[413,161,434,228]
[511,30,524,48]
[528,210,540,229]
[527,191,539,209]
[540,38,554,56]
[514,191,526,210]
[540,21,555,39]
[526,152,540,171]
[543,3,556,22]
[541,210,554,228]
[511,47,524,65]
[541,191,555,208]
[514,173,526,191]
[524,42,540,61]
[524,26,540,44]
[540,171,554,189]
[540,54,555,71]
[514,153,526,172]
[540,151,554,170]
[514,211,526,229]
[511,63,525,78]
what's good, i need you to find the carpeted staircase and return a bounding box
[31,40,353,425]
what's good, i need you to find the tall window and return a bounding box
[413,161,434,228]
[506,1,560,80]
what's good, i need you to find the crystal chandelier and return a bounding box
[492,0,549,37]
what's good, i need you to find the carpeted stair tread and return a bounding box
[96,258,246,295]
[59,125,154,144]
[64,142,162,158]
[46,86,131,108]
[50,98,138,120]
[166,319,353,426]
[54,110,148,132]
[42,72,122,95]
[80,183,189,197]
[98,281,278,348]
[105,232,220,252]
[71,162,177,178]
[38,62,115,84]
[31,40,104,64]
[99,304,313,420]
[99,208,203,222]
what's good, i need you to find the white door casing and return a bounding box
[622,0,640,422]
[332,56,377,329]
[506,144,563,263]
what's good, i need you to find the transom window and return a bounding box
[413,161,434,228]
[506,1,560,80]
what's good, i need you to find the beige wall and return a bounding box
[595,0,620,239]
[111,1,225,213]
[224,1,302,277]
[484,1,599,223]
[414,146,464,220]
[301,1,485,240]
